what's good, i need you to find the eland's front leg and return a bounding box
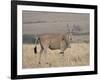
[59,51,65,66]
[38,48,43,65]
[43,48,49,65]
[60,41,66,66]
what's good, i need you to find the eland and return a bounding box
[34,27,72,65]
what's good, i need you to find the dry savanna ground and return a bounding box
[22,43,89,68]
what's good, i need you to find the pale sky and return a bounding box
[22,11,89,35]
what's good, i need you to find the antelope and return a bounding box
[34,26,72,65]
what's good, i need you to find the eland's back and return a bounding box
[39,33,71,50]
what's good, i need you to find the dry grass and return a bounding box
[22,43,89,68]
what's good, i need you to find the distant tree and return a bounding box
[72,24,81,32]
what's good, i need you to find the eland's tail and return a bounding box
[34,46,37,54]
[34,37,39,54]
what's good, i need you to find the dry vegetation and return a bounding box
[22,42,89,68]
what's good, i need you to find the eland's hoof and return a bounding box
[38,62,41,64]
[60,52,64,54]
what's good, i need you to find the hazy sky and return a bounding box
[22,11,89,35]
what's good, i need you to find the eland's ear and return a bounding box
[66,24,73,41]
[67,24,72,32]
[67,24,70,33]
[67,24,71,34]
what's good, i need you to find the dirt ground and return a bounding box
[22,43,89,68]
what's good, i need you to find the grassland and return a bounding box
[22,42,89,68]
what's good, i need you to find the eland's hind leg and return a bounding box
[43,48,49,65]
[38,48,43,65]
